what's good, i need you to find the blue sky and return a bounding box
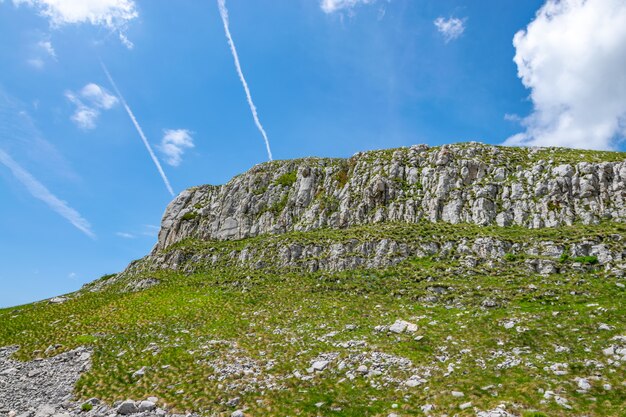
[1,0,625,308]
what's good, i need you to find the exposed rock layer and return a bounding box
[123,233,625,279]
[155,143,626,251]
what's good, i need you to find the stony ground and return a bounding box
[0,345,205,417]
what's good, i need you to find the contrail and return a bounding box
[0,148,95,239]
[217,0,273,161]
[100,62,175,196]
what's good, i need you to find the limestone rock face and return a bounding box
[154,143,626,251]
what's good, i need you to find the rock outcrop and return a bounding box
[129,233,625,277]
[154,143,626,251]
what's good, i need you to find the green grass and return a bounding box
[1,222,625,416]
[274,171,297,187]
[573,256,599,265]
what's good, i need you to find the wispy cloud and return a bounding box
[116,224,159,239]
[320,0,375,14]
[0,148,95,238]
[505,0,626,150]
[142,224,159,237]
[101,62,175,196]
[13,0,138,48]
[159,129,194,167]
[37,40,55,57]
[217,0,273,161]
[66,83,118,130]
[0,88,79,181]
[434,16,466,43]
[26,39,56,69]
[27,58,45,69]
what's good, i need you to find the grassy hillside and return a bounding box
[1,222,625,416]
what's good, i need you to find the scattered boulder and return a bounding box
[459,402,472,410]
[137,400,156,412]
[388,320,418,334]
[311,360,329,372]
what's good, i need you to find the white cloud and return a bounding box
[116,231,135,238]
[504,113,521,123]
[27,58,45,69]
[26,39,56,69]
[434,16,466,43]
[80,83,117,109]
[68,103,99,129]
[66,83,118,130]
[37,40,55,57]
[320,0,376,14]
[159,129,194,167]
[0,148,95,238]
[13,0,138,48]
[505,0,626,150]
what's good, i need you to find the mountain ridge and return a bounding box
[154,142,626,250]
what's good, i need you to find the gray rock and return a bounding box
[311,360,329,372]
[116,400,138,415]
[459,402,472,410]
[34,405,56,417]
[132,366,147,378]
[226,397,241,407]
[389,320,408,334]
[481,298,498,308]
[137,401,156,412]
[477,408,516,417]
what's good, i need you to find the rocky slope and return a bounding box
[2,142,625,417]
[155,143,626,252]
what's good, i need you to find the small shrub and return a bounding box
[573,255,598,265]
[269,194,289,216]
[559,253,569,263]
[81,402,93,412]
[547,200,561,211]
[274,171,297,187]
[334,167,349,188]
[503,253,518,262]
[252,185,268,195]
[319,193,339,213]
[98,273,117,281]
[181,211,198,221]
[522,412,548,417]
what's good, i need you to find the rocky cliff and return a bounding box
[155,143,626,252]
